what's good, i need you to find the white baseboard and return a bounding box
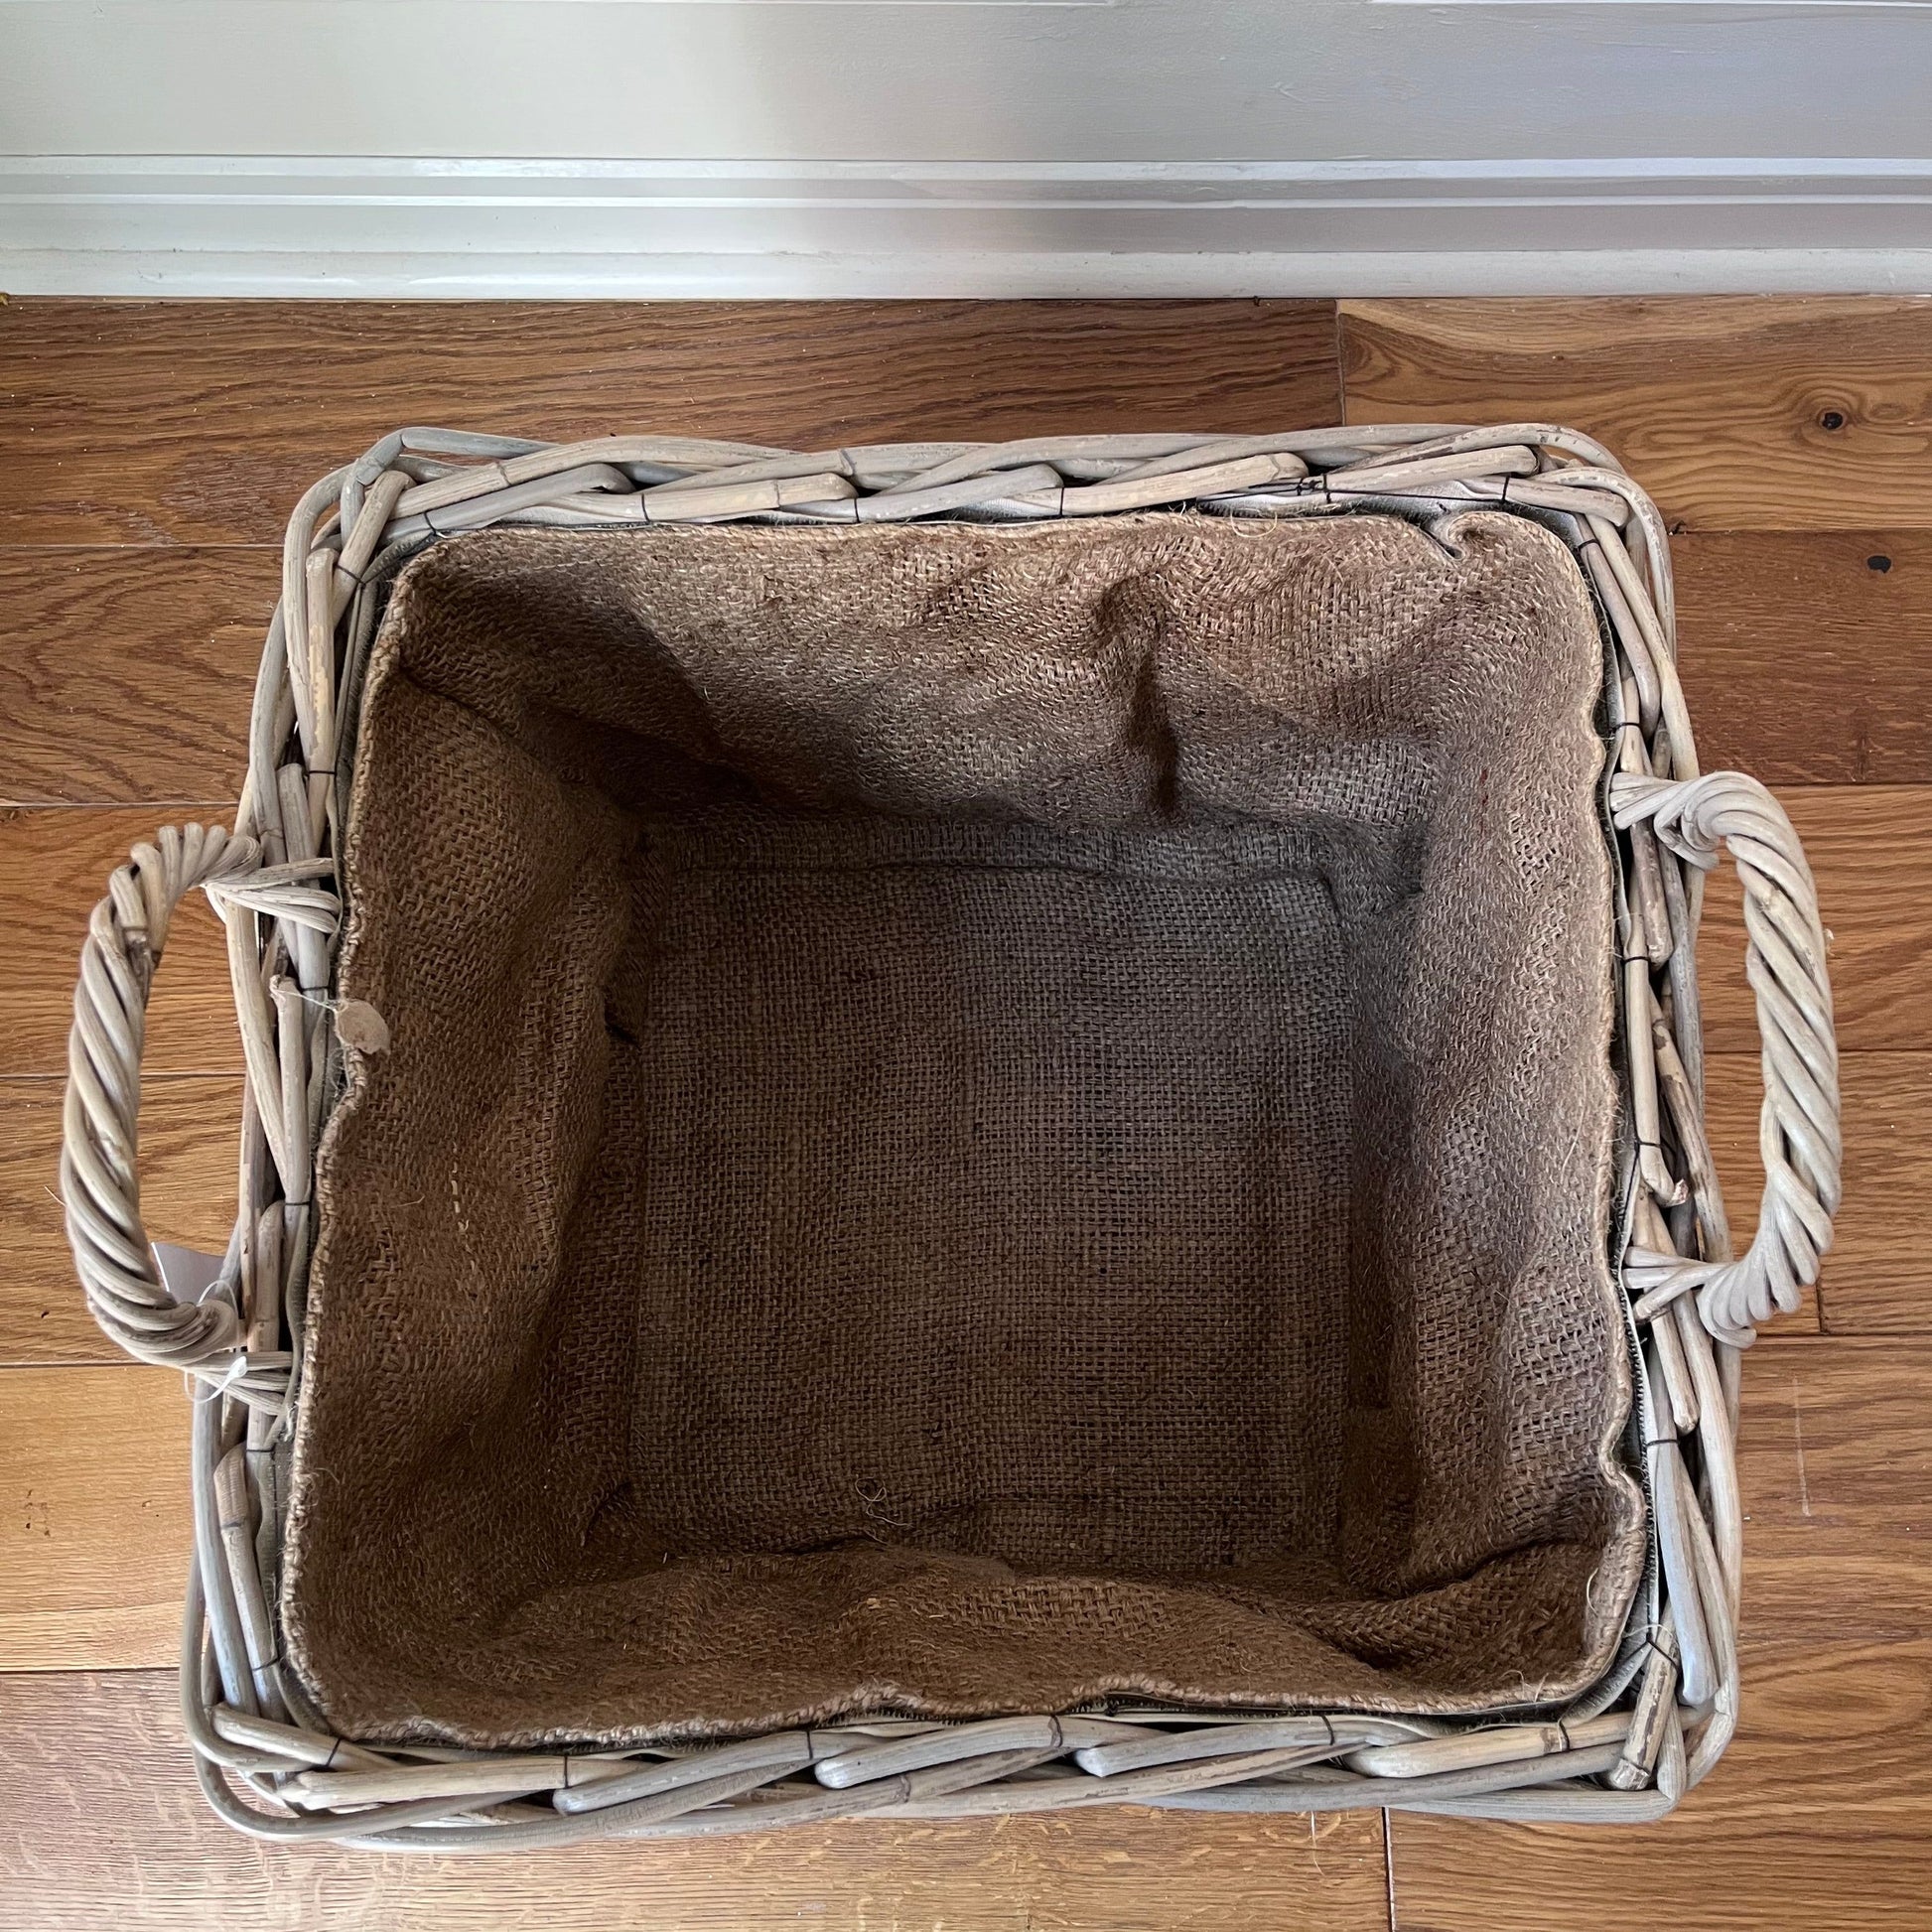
[6,156,1932,298]
[9,246,1932,300]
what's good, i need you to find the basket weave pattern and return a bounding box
[60,424,1840,1846]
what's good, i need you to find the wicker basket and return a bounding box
[62,424,1840,1848]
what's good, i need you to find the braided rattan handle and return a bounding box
[1610,771,1841,1341]
[61,825,319,1371]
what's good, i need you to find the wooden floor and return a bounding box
[2,295,1929,1929]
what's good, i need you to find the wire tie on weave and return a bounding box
[191,1348,255,1405]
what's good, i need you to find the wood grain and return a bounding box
[0,1670,1387,1932]
[1736,1337,1932,1637]
[1676,532,1932,784]
[0,549,267,805]
[1698,787,1932,1056]
[1388,1637,1932,1931]
[1706,1053,1929,1337]
[1,806,243,1078]
[0,299,1343,545]
[0,1076,241,1366]
[1339,297,1932,530]
[0,1366,189,1670]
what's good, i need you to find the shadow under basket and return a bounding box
[291,510,1645,1746]
[62,426,1843,1840]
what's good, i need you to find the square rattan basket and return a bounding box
[62,424,1840,1848]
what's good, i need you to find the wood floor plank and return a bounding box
[0,1366,189,1670]
[0,1671,1387,1932]
[1,806,243,1079]
[0,300,1343,545]
[1706,1053,1929,1337]
[1388,1637,1932,1931]
[1676,532,1932,784]
[1737,1337,1932,1637]
[1338,296,1932,530]
[0,549,267,805]
[1697,786,1932,1056]
[0,1076,241,1366]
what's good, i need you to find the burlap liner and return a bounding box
[285,509,1644,1749]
